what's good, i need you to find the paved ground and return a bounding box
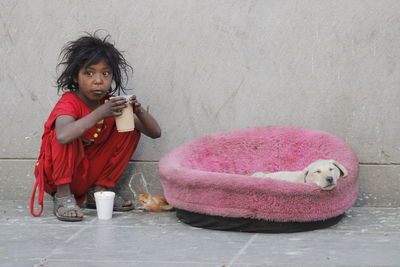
[1,201,399,267]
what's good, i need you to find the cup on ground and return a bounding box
[94,191,115,220]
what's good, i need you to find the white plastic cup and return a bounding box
[94,191,115,220]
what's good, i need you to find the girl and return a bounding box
[30,32,161,221]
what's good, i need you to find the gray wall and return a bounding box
[1,0,399,206]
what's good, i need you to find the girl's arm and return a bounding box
[130,95,161,139]
[55,97,128,144]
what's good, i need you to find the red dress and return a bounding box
[30,92,140,216]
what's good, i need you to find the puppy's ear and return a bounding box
[300,170,309,183]
[330,160,348,178]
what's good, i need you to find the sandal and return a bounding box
[53,194,83,222]
[86,189,135,212]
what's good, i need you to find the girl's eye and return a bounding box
[103,71,111,76]
[85,71,93,76]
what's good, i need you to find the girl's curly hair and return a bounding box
[56,31,133,95]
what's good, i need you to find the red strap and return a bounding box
[30,163,44,217]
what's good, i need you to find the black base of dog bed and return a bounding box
[176,209,344,233]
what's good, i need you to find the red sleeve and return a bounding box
[44,92,82,130]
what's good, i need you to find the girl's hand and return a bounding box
[98,96,128,118]
[127,94,161,139]
[129,95,143,114]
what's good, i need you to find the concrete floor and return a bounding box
[1,201,399,267]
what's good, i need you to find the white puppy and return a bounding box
[249,159,348,190]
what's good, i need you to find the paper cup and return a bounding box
[94,191,115,220]
[114,96,135,132]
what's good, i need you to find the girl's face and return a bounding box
[75,60,113,107]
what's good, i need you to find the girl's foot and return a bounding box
[53,194,84,221]
[54,184,83,221]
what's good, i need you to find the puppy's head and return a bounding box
[303,160,348,190]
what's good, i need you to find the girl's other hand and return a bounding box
[129,95,143,114]
[126,94,161,139]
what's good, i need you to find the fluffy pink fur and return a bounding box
[158,126,359,222]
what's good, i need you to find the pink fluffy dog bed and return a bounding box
[159,126,359,232]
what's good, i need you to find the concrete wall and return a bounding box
[1,0,399,206]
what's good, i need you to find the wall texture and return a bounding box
[1,0,399,206]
